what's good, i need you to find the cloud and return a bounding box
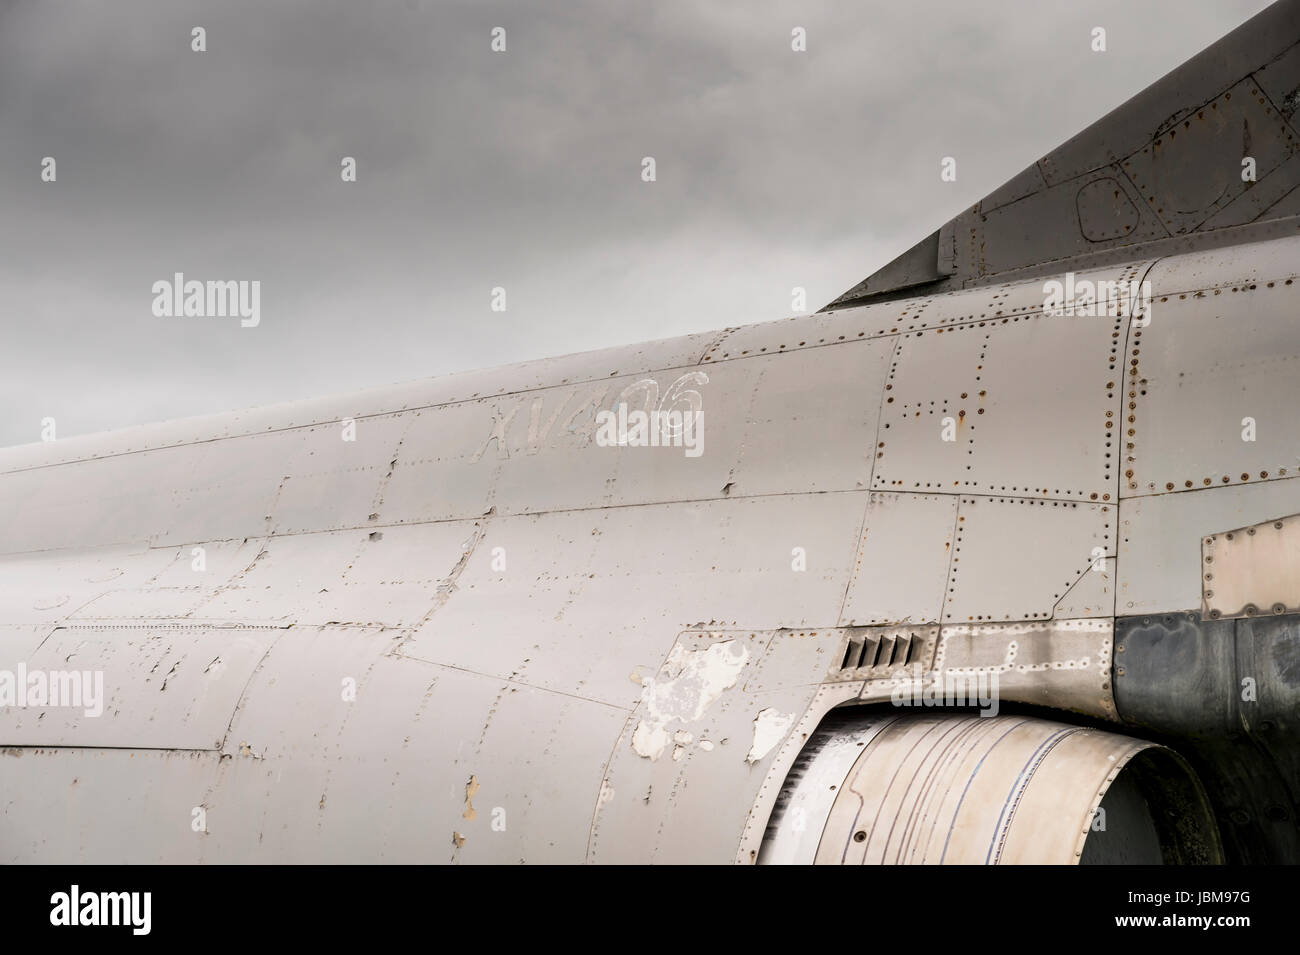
[0,0,1273,445]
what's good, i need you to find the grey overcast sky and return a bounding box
[0,0,1275,447]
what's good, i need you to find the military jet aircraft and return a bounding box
[3,0,1299,864]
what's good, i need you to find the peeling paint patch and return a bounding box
[630,640,749,760]
[631,720,668,760]
[464,774,479,821]
[452,831,466,848]
[238,741,264,760]
[745,708,794,764]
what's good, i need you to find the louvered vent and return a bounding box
[834,627,936,677]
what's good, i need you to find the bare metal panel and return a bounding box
[839,492,957,626]
[929,619,1117,720]
[944,496,1114,622]
[1118,478,1300,614]
[1201,511,1300,619]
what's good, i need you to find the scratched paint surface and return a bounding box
[2,235,1300,861]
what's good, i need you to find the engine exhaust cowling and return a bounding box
[758,712,1221,865]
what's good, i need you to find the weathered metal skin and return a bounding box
[4,3,1300,864]
[2,233,1297,863]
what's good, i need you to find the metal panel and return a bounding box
[726,340,892,497]
[1201,511,1300,619]
[702,299,925,361]
[69,539,265,620]
[929,619,1117,720]
[1120,78,1298,236]
[269,413,413,534]
[483,364,743,512]
[1125,268,1300,498]
[874,310,1122,501]
[944,496,1114,622]
[0,624,278,749]
[150,429,309,547]
[1141,231,1300,296]
[839,492,957,626]
[1118,478,1300,614]
[212,625,627,863]
[185,526,476,627]
[0,749,222,863]
[0,544,178,625]
[400,492,869,708]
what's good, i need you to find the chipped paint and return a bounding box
[745,708,795,764]
[630,640,748,760]
[464,774,479,821]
